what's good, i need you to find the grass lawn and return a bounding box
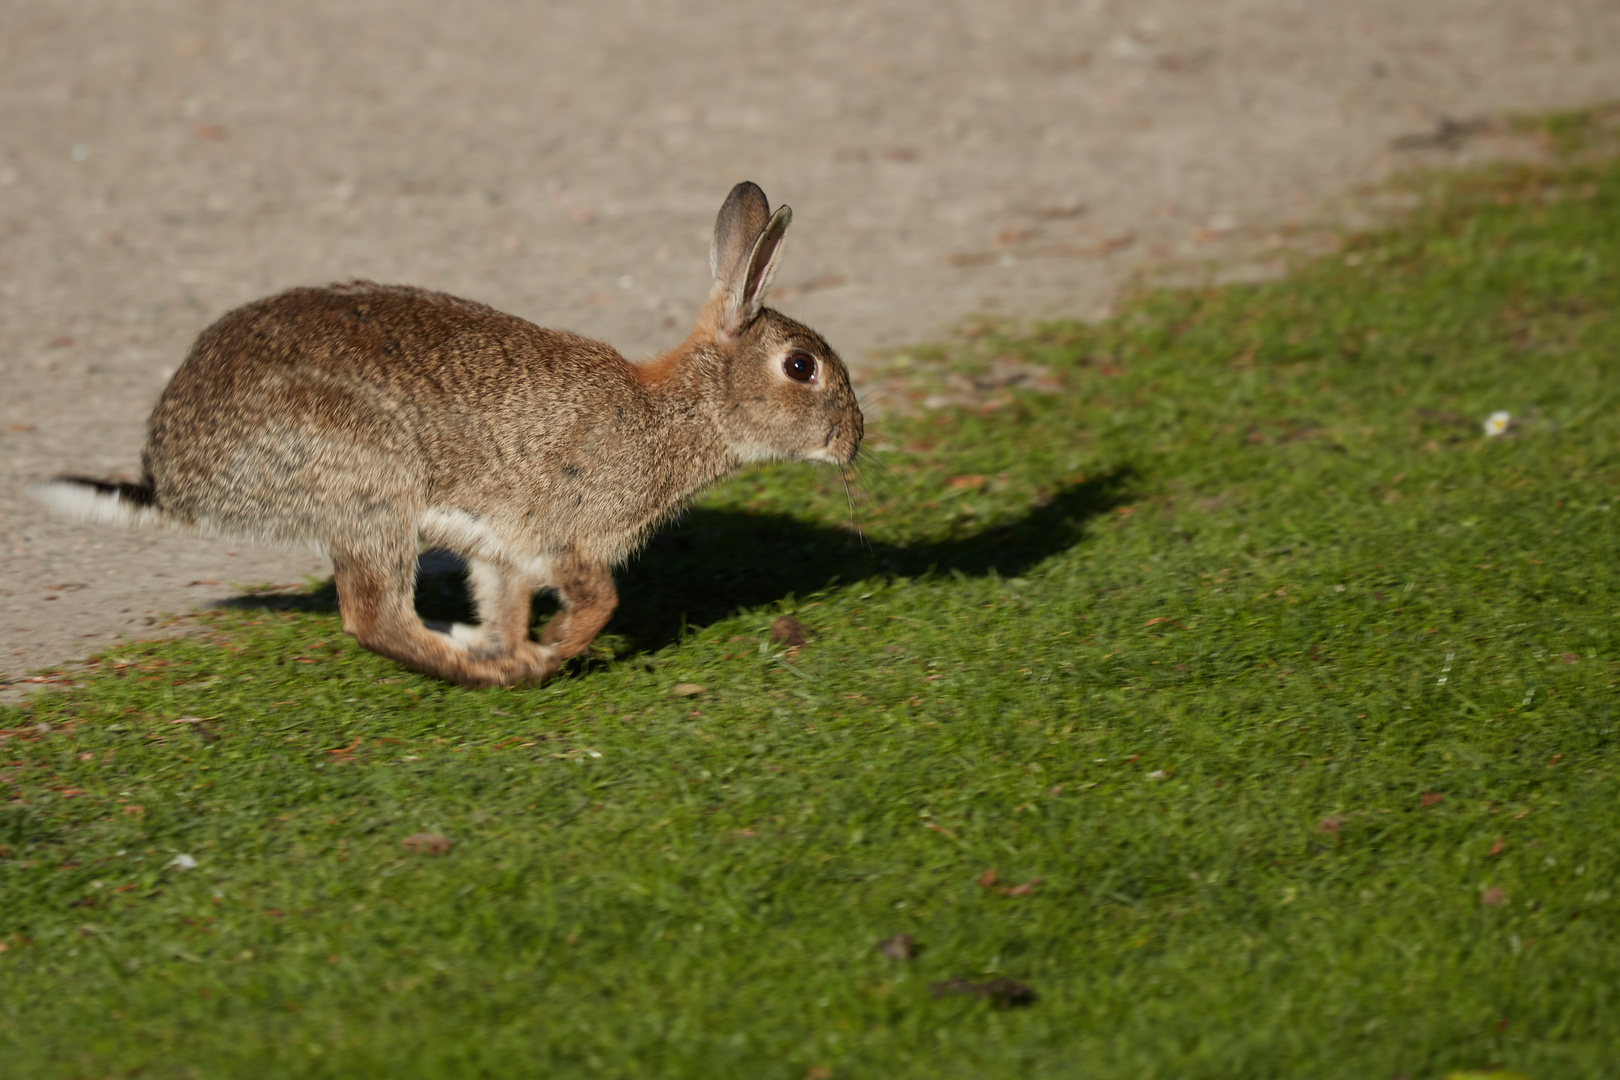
[4,137,1619,1078]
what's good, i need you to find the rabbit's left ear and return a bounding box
[719,203,791,339]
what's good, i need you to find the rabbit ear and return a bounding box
[710,181,772,284]
[718,202,792,338]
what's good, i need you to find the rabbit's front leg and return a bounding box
[461,557,541,658]
[541,557,618,660]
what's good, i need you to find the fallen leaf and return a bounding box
[929,976,1036,1007]
[402,832,451,856]
[877,933,915,960]
[1486,837,1505,857]
[977,868,998,888]
[770,616,809,648]
[946,474,987,490]
[1420,791,1445,808]
[923,822,957,838]
[999,879,1041,897]
[121,805,145,816]
[1481,886,1508,907]
[1318,817,1342,834]
[668,683,706,697]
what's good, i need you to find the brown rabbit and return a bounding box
[40,182,863,687]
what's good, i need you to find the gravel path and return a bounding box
[3,0,1618,683]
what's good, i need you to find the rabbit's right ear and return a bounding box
[711,182,792,339]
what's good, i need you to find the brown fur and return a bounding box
[50,182,862,687]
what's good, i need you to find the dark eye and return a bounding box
[783,350,817,383]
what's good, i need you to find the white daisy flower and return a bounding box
[1483,410,1512,438]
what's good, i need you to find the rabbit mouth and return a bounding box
[806,420,859,464]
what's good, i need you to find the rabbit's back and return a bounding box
[142,282,681,557]
[150,281,620,423]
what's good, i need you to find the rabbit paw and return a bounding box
[467,641,561,687]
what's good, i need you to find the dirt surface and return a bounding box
[3,0,1619,684]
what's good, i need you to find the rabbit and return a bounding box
[39,181,864,687]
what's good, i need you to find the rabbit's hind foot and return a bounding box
[357,610,561,688]
[456,640,564,688]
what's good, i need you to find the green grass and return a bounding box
[4,151,1620,1079]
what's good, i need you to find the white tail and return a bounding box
[34,479,170,532]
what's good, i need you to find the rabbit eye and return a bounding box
[783,350,817,383]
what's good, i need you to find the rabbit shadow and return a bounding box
[226,469,1129,659]
[609,469,1127,654]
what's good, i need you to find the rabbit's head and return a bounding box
[678,183,863,467]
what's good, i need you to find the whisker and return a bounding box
[850,450,904,508]
[863,439,905,480]
[838,464,871,552]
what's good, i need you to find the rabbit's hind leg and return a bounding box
[333,546,559,688]
[540,557,618,660]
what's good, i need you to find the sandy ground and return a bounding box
[3,0,1619,685]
